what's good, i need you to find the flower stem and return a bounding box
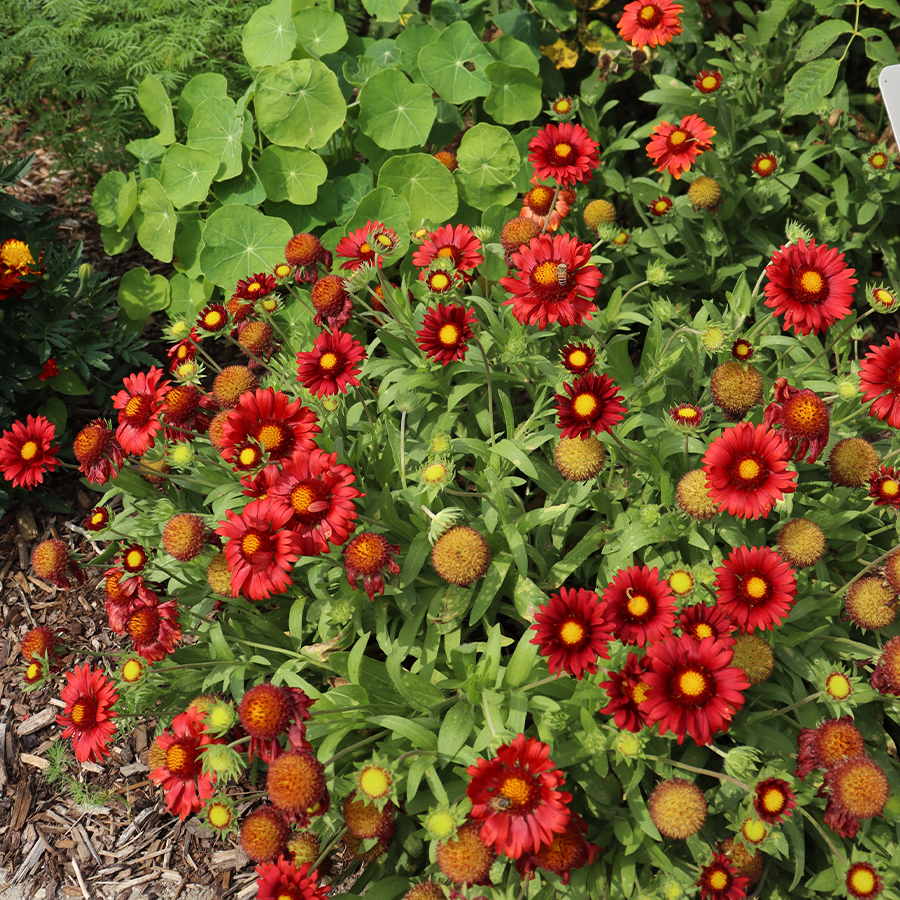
[399,410,408,490]
[352,384,376,429]
[311,826,348,873]
[835,543,900,599]
[793,309,874,380]
[644,754,750,790]
[799,806,846,865]
[322,730,390,768]
[472,336,496,447]
[541,184,562,235]
[619,279,650,307]
[187,336,223,374]
[609,428,651,464]
[764,691,824,720]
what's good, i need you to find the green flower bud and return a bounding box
[640,505,661,526]
[581,731,607,755]
[78,263,93,285]
[472,225,493,243]
[785,220,814,245]
[612,731,643,761]
[653,298,675,322]
[647,260,673,287]
[835,376,858,402]
[722,746,762,779]
[700,325,725,352]
[542,711,569,731]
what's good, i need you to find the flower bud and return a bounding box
[647,260,673,287]
[785,220,813,245]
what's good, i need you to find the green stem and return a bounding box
[187,336,223,374]
[395,748,436,764]
[834,543,900,600]
[793,309,874,380]
[541,184,562,235]
[799,806,847,865]
[764,691,824,721]
[473,336,496,447]
[644,754,750,790]
[322,730,390,768]
[610,428,651,464]
[353,384,376,429]
[619,279,650,307]
[310,826,348,873]
[399,410,408,490]
[633,197,664,250]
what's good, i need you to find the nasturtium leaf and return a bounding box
[395,24,440,82]
[93,172,126,228]
[343,187,411,259]
[241,110,257,146]
[242,0,297,69]
[125,138,165,165]
[137,75,176,145]
[117,266,171,323]
[483,62,542,124]
[321,51,355,98]
[361,0,407,23]
[485,34,540,71]
[199,205,294,290]
[365,39,401,69]
[343,55,383,89]
[100,220,135,255]
[493,9,540,51]
[429,100,465,148]
[178,73,228,126]
[379,154,458,224]
[334,170,376,226]
[254,60,346,150]
[531,0,576,31]
[455,122,520,210]
[782,58,839,117]
[294,7,347,55]
[117,174,138,230]
[173,217,204,278]
[212,165,267,206]
[358,69,436,150]
[160,144,220,208]
[169,273,207,320]
[256,146,328,204]
[418,21,493,104]
[135,178,176,262]
[187,96,244,180]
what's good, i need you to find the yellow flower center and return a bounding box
[19,440,38,461]
[882,479,899,496]
[122,659,144,682]
[694,623,713,639]
[360,766,392,798]
[319,352,339,372]
[762,788,785,812]
[26,661,41,681]
[632,680,651,704]
[639,4,657,20]
[430,272,451,291]
[556,100,571,113]
[669,130,688,146]
[708,870,729,891]
[437,247,456,259]
[874,288,895,307]
[826,673,851,699]
[870,154,887,168]
[744,576,768,599]
[742,818,767,843]
[701,75,718,90]
[165,743,191,774]
[626,592,650,617]
[500,776,531,807]
[568,350,588,368]
[359,242,372,254]
[126,550,144,569]
[738,458,761,481]
[849,868,876,895]
[678,670,707,697]
[207,804,232,828]
[554,142,572,158]
[424,463,447,483]
[533,260,559,286]
[614,231,629,245]
[247,283,261,293]
[70,700,91,725]
[530,186,552,207]
[290,484,316,514]
[654,200,669,212]
[376,234,394,248]
[275,264,291,277]
[669,571,694,595]
[559,620,586,645]
[239,447,258,467]
[91,512,105,525]
[242,533,262,556]
[205,311,222,327]
[800,270,824,293]
[439,324,460,346]
[572,393,598,418]
[257,424,284,451]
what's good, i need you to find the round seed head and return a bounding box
[240,683,292,740]
[583,199,617,230]
[776,518,826,568]
[687,176,721,210]
[555,435,606,481]
[829,438,879,488]
[499,217,541,254]
[239,805,290,862]
[676,469,720,521]
[436,820,496,885]
[431,526,490,587]
[287,831,322,866]
[162,514,207,562]
[731,633,774,686]
[710,361,763,420]
[266,751,326,815]
[343,790,396,840]
[648,779,707,839]
[845,577,897,631]
[213,366,258,409]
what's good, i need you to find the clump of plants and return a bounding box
[7,0,900,898]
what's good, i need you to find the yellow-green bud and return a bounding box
[701,325,725,352]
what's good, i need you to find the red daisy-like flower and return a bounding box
[422,266,462,296]
[335,221,399,271]
[216,496,305,601]
[150,707,223,821]
[763,378,830,464]
[73,418,124,485]
[702,422,798,520]
[0,414,60,489]
[560,342,596,375]
[732,338,754,360]
[752,777,796,825]
[126,599,182,662]
[528,122,601,187]
[695,70,722,93]
[530,586,612,679]
[555,373,626,440]
[240,682,315,763]
[514,812,601,885]
[296,330,366,397]
[669,403,704,429]
[466,733,572,859]
[103,569,153,634]
[220,388,321,467]
[500,233,602,329]
[599,652,652,732]
[679,602,736,648]
[795,717,866,780]
[646,114,715,179]
[240,464,282,499]
[236,272,276,300]
[256,858,330,900]
[56,663,119,763]
[697,853,748,900]
[112,367,170,456]
[618,0,684,48]
[600,565,677,646]
[40,357,59,381]
[869,465,900,508]
[270,449,362,556]
[412,224,484,279]
[714,545,797,633]
[751,153,778,177]
[416,304,477,365]
[167,329,200,372]
[343,532,401,601]
[648,195,673,217]
[860,333,900,428]
[763,238,857,336]
[641,634,749,745]
[197,302,229,334]
[519,176,576,232]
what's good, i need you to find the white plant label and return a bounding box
[879,64,900,139]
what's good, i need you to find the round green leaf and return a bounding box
[137,75,176,145]
[169,273,208,320]
[187,97,244,181]
[178,73,228,126]
[256,146,327,204]
[52,369,90,397]
[213,165,267,206]
[378,154,458,225]
[294,7,347,55]
[342,187,411,260]
[135,178,176,262]
[242,0,297,69]
[483,62,542,125]
[396,24,440,82]
[100,220,135,255]
[93,172,126,228]
[485,34,540,73]
[117,266,172,324]
[361,0,407,23]
[117,174,137,229]
[199,205,294,289]
[174,217,204,278]
[455,123,520,210]
[254,60,346,151]
[125,138,165,165]
[417,21,492,104]
[365,39,401,69]
[358,70,436,150]
[160,144,220,208]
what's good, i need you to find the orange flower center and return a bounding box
[290,484,317,514]
[737,457,761,481]
[744,576,768,599]
[626,592,650,617]
[438,324,460,346]
[762,787,786,813]
[527,186,554,214]
[499,775,531,807]
[632,680,651,704]
[359,242,372,255]
[70,697,97,726]
[289,480,328,522]
[347,535,387,573]
[800,270,824,293]
[669,130,688,147]
[533,260,560,286]
[165,740,196,777]
[572,393,598,418]
[430,272,451,291]
[708,869,729,891]
[553,143,572,158]
[124,395,151,424]
[437,247,456,259]
[19,440,38,461]
[701,75,718,90]
[694,622,713,639]
[319,352,339,372]
[678,668,708,697]
[242,533,262,556]
[257,423,286,453]
[127,607,159,641]
[559,619,586,646]
[568,350,588,368]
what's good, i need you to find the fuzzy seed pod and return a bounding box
[162,514,208,562]
[431,526,490,587]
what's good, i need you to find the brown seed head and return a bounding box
[731,633,774,686]
[676,469,719,521]
[583,199,617,230]
[710,361,763,421]
[845,577,897,631]
[431,526,491,587]
[213,366,259,409]
[829,438,879,488]
[777,518,826,569]
[648,778,707,839]
[555,435,606,481]
[239,805,290,862]
[162,513,207,562]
